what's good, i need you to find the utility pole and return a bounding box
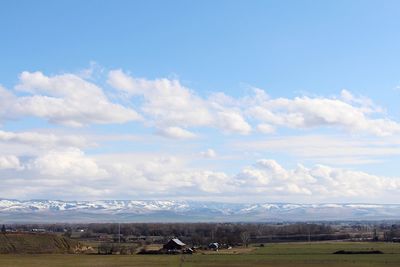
[118,223,121,244]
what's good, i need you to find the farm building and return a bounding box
[163,238,186,250]
[208,242,219,250]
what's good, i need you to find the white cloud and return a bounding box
[189,171,230,193]
[234,159,400,198]
[107,70,400,137]
[246,88,400,136]
[156,126,197,139]
[0,130,88,148]
[107,69,141,94]
[107,69,251,135]
[29,148,107,178]
[0,155,22,170]
[200,148,217,158]
[99,155,231,195]
[1,71,141,126]
[1,67,400,202]
[1,148,399,202]
[215,110,252,135]
[256,123,276,134]
[2,70,399,138]
[0,130,93,165]
[108,69,212,128]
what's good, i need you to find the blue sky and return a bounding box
[0,0,400,203]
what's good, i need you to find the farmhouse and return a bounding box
[163,238,186,250]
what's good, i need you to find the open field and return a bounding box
[1,242,400,267]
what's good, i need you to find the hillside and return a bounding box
[0,233,80,254]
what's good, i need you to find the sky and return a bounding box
[0,0,400,203]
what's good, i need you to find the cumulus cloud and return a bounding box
[0,71,141,127]
[234,159,400,198]
[96,155,231,195]
[0,130,93,165]
[107,69,251,135]
[28,148,107,178]
[108,69,213,127]
[246,88,400,136]
[108,70,400,137]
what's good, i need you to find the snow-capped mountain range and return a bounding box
[1,199,400,222]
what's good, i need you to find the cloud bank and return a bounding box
[0,143,399,202]
[0,70,399,137]
[0,68,400,202]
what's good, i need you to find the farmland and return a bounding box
[1,242,400,267]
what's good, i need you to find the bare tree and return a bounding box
[240,231,250,247]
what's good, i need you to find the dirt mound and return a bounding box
[0,233,80,254]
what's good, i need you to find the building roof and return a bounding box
[171,238,186,246]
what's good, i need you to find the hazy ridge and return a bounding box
[1,199,400,223]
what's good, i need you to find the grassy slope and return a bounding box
[0,233,79,254]
[0,242,399,266]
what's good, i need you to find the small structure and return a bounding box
[183,247,194,254]
[208,242,219,251]
[31,228,46,233]
[163,238,186,251]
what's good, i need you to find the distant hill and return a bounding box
[0,233,80,254]
[1,199,400,222]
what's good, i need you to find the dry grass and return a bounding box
[0,233,79,254]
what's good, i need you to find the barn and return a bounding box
[163,238,186,250]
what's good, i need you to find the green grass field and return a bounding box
[0,242,399,267]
